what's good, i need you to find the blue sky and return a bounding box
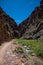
[0,0,40,25]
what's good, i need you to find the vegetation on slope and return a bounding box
[15,39,43,58]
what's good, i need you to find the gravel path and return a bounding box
[0,40,23,65]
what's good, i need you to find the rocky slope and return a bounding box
[0,8,19,42]
[18,0,43,39]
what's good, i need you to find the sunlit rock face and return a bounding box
[18,0,43,40]
[0,8,19,42]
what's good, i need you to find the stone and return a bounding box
[15,47,24,53]
[31,53,36,56]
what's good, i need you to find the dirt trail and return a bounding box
[0,41,13,62]
[0,40,23,65]
[0,40,43,65]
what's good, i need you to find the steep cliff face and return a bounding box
[0,8,19,42]
[19,0,43,39]
[0,0,43,42]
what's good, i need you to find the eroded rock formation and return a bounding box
[0,8,19,42]
[18,0,43,40]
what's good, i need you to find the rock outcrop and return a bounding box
[0,8,19,42]
[18,0,43,40]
